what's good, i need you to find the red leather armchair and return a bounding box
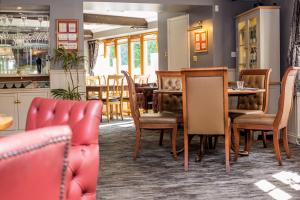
[0,126,71,200]
[26,98,103,200]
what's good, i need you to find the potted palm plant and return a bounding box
[51,48,85,100]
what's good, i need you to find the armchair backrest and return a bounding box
[156,70,182,91]
[0,126,71,200]
[26,98,102,200]
[274,67,300,129]
[182,67,229,135]
[156,70,182,113]
[238,69,271,112]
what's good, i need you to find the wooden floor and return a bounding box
[97,118,300,200]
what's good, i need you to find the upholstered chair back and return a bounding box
[275,67,300,129]
[0,126,71,200]
[182,68,229,135]
[237,69,271,112]
[122,71,141,126]
[156,71,183,118]
[26,98,102,200]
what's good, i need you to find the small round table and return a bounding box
[0,116,13,131]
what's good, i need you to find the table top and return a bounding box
[153,88,265,95]
[0,116,13,131]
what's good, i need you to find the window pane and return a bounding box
[118,43,128,73]
[144,36,158,83]
[131,40,141,75]
[93,43,117,76]
[108,45,115,68]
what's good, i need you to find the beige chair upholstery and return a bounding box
[181,67,230,172]
[230,69,271,115]
[121,70,178,160]
[233,66,300,165]
[156,71,183,122]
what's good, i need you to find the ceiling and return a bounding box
[83,2,194,33]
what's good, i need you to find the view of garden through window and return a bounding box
[93,33,158,82]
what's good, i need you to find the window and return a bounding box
[107,44,116,68]
[93,42,117,76]
[93,32,158,80]
[144,34,158,82]
[117,39,128,73]
[131,39,141,76]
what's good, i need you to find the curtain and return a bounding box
[288,0,300,66]
[88,40,99,75]
[288,0,300,90]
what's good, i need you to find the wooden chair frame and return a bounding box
[122,70,178,160]
[104,75,124,122]
[235,69,272,149]
[233,67,300,165]
[181,67,231,172]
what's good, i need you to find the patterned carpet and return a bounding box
[97,118,300,200]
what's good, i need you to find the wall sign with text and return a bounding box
[56,19,79,51]
[194,30,208,53]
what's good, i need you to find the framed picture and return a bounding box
[56,19,79,51]
[194,30,208,52]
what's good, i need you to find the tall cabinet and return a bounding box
[236,6,280,82]
[236,6,280,114]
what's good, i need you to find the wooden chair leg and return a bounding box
[106,104,110,123]
[184,129,189,171]
[116,104,119,120]
[273,129,282,165]
[262,131,268,148]
[196,136,206,162]
[171,126,177,160]
[120,103,124,120]
[225,130,231,173]
[245,130,253,152]
[213,136,218,149]
[133,128,141,160]
[159,130,164,146]
[282,127,291,158]
[233,125,240,161]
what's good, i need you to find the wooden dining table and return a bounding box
[0,116,13,131]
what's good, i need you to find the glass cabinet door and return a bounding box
[248,17,258,69]
[237,20,248,71]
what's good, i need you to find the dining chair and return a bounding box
[233,66,300,165]
[104,75,124,122]
[181,67,231,172]
[134,74,150,85]
[156,70,183,145]
[86,75,106,100]
[229,69,271,149]
[121,70,178,160]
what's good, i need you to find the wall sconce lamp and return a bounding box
[188,20,204,32]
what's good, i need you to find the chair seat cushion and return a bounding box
[140,111,177,124]
[234,114,276,125]
[229,109,264,115]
